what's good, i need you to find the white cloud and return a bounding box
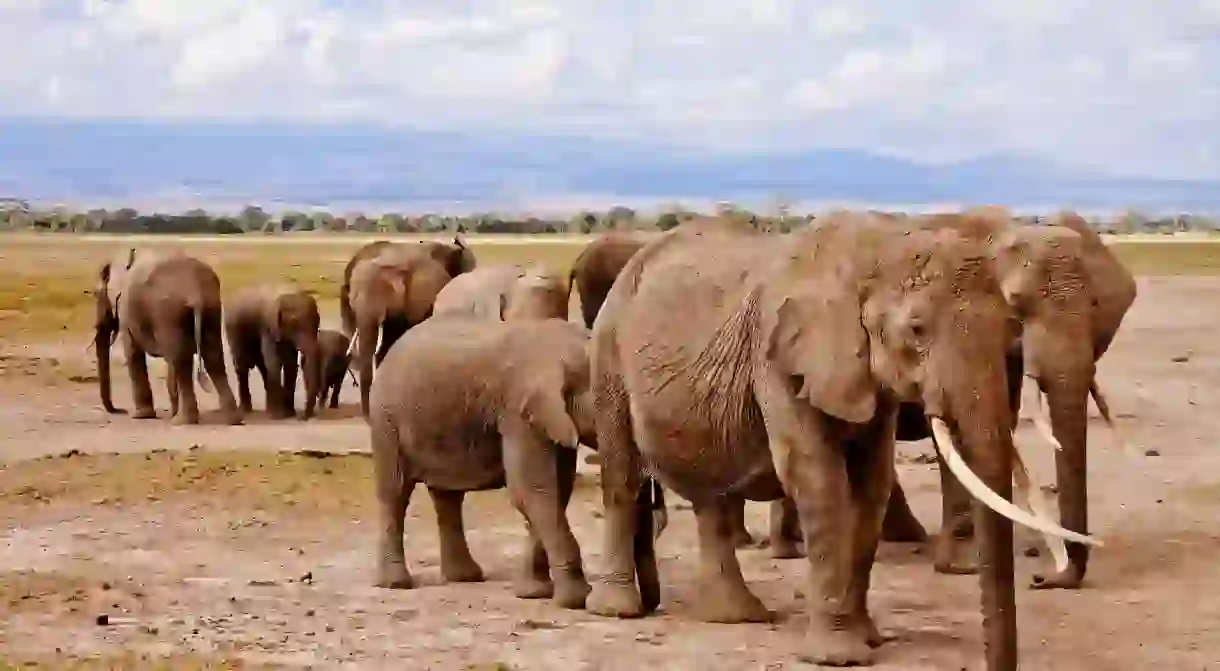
[0,0,1219,178]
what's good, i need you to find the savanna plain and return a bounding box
[1,232,1219,670]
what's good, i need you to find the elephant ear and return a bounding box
[765,281,876,424]
[517,374,580,449]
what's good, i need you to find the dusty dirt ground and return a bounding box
[2,270,1219,669]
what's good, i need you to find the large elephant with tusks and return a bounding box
[585,213,1098,670]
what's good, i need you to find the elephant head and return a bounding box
[93,247,137,414]
[765,212,1099,667]
[266,290,323,420]
[421,235,477,278]
[503,265,570,321]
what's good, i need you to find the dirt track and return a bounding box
[2,275,1219,669]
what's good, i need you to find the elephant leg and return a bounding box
[281,345,299,418]
[328,380,342,409]
[199,313,240,425]
[168,353,201,426]
[768,497,805,559]
[726,497,758,548]
[427,487,485,583]
[236,361,254,415]
[689,499,772,623]
[881,476,930,543]
[1032,438,1089,590]
[756,374,873,667]
[510,443,587,607]
[843,417,899,648]
[933,446,978,575]
[260,335,289,419]
[124,338,156,420]
[373,426,415,589]
[516,446,577,599]
[585,370,655,619]
[167,369,179,419]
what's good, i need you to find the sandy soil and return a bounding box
[2,275,1219,670]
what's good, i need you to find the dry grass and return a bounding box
[0,654,282,670]
[0,448,375,518]
[2,235,1218,340]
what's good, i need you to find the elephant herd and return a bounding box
[90,208,1138,671]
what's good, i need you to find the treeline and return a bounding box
[0,200,1216,235]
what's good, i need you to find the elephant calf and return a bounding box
[316,329,354,410]
[224,284,322,420]
[368,316,599,609]
[432,263,570,322]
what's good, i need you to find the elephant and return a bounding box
[224,284,323,420]
[368,316,607,609]
[433,263,571,322]
[339,236,476,339]
[568,232,650,328]
[93,247,241,425]
[345,245,465,417]
[584,213,1098,669]
[869,207,1138,589]
[315,329,355,410]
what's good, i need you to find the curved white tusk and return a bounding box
[1011,447,1070,573]
[1030,391,1064,452]
[345,332,359,358]
[930,417,1102,547]
[1090,380,1141,459]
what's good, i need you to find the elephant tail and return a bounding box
[192,303,215,394]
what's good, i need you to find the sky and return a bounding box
[1,1,1219,180]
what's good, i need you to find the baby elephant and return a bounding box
[368,316,597,609]
[225,284,322,420]
[315,329,354,410]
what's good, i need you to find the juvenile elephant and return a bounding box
[93,248,241,425]
[345,244,467,416]
[224,284,322,420]
[369,317,602,609]
[433,263,570,322]
[315,329,354,410]
[568,232,649,328]
[873,208,1137,589]
[586,213,1097,669]
[339,236,476,338]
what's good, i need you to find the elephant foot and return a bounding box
[223,411,244,426]
[692,580,772,624]
[267,409,293,421]
[376,564,415,590]
[171,412,201,426]
[102,404,127,415]
[732,527,760,549]
[132,407,158,420]
[853,615,893,648]
[770,538,805,560]
[514,575,554,600]
[932,534,977,576]
[799,625,875,667]
[880,519,929,544]
[552,572,592,610]
[587,578,646,619]
[1031,564,1085,590]
[441,557,485,584]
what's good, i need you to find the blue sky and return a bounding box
[1,1,1219,196]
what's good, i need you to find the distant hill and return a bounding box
[1,118,1217,214]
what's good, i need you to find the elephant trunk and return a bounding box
[96,321,120,414]
[1033,336,1095,585]
[298,335,322,420]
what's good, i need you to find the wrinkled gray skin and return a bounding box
[369,317,601,609]
[345,245,468,417]
[224,284,322,420]
[870,209,1138,590]
[586,213,1035,669]
[94,248,241,425]
[433,264,571,322]
[315,329,354,410]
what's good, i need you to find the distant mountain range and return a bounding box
[1,118,1217,215]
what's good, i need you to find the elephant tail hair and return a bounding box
[192,303,215,394]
